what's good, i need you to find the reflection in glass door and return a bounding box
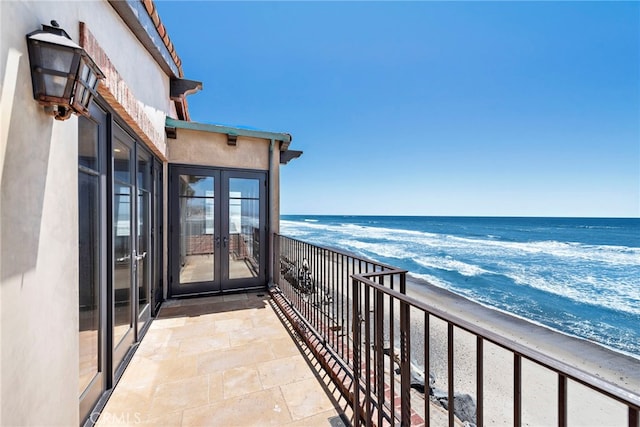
[78,103,107,422]
[226,177,262,283]
[112,130,134,365]
[79,99,162,422]
[151,159,163,314]
[180,175,216,285]
[137,150,152,332]
[172,170,220,295]
[170,167,266,296]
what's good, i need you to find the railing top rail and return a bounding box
[352,271,640,410]
[276,233,400,272]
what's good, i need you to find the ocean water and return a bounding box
[280,216,640,358]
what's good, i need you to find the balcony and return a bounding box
[95,292,351,426]
[272,235,640,427]
[96,235,640,426]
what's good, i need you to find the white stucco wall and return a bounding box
[1,4,80,425]
[0,1,174,425]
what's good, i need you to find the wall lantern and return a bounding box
[26,20,104,120]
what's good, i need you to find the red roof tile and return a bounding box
[141,0,183,77]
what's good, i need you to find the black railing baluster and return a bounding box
[448,323,455,427]
[352,277,362,426]
[311,245,316,329]
[629,407,639,427]
[477,336,484,427]
[558,374,567,427]
[347,255,350,363]
[364,282,372,425]
[425,312,430,426]
[329,250,333,349]
[375,289,384,427]
[514,354,522,427]
[400,293,411,426]
[389,280,396,423]
[340,253,345,362]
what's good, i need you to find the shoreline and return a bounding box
[404,272,640,390]
[402,273,639,425]
[281,235,639,424]
[309,241,640,386]
[411,273,640,363]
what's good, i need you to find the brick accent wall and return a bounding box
[79,22,167,160]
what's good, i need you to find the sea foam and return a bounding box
[281,216,640,356]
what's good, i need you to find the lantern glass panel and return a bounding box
[41,44,76,74]
[42,73,72,98]
[73,58,101,113]
[80,62,90,82]
[88,72,98,90]
[79,59,99,90]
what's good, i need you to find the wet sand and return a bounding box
[404,274,640,426]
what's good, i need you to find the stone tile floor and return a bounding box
[95,292,351,426]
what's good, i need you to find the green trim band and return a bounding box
[166,117,292,149]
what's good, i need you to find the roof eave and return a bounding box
[166,117,293,150]
[109,0,182,78]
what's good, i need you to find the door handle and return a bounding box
[215,236,221,248]
[223,237,228,248]
[135,252,146,261]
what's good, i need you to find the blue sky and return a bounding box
[156,1,639,217]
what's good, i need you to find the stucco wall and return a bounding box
[168,129,270,170]
[0,3,80,425]
[0,1,173,425]
[0,1,172,158]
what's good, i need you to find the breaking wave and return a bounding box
[280,216,640,356]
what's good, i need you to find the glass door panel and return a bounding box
[151,160,163,314]
[78,102,107,423]
[136,150,152,331]
[137,189,150,326]
[171,170,220,296]
[112,130,135,368]
[180,197,215,284]
[78,172,100,394]
[227,178,260,280]
[113,182,132,346]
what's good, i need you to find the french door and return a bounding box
[112,124,153,370]
[169,166,267,296]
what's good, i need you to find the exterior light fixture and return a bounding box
[26,20,104,120]
[227,133,238,146]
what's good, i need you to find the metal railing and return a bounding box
[272,234,640,427]
[274,234,402,367]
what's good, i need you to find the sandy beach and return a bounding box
[402,274,640,426]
